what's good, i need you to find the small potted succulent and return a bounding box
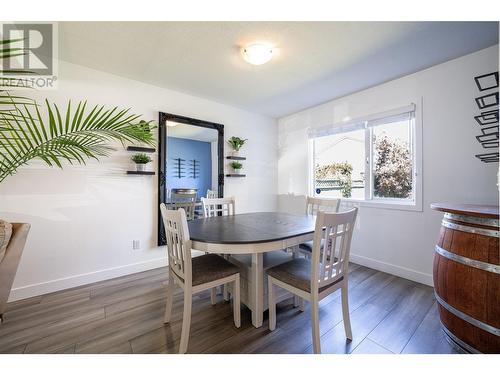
[230,161,243,174]
[227,136,247,156]
[131,153,152,172]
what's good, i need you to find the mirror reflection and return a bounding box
[165,121,219,220]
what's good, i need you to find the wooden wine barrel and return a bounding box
[431,203,499,353]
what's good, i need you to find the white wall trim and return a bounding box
[350,252,433,286]
[8,257,168,302]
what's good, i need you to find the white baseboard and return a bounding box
[350,253,433,287]
[8,257,168,302]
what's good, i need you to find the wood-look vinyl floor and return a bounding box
[0,263,461,354]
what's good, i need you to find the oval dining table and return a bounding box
[188,212,317,328]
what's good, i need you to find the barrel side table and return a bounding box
[431,203,499,353]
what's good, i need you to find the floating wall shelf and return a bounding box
[226,156,246,160]
[127,171,155,175]
[226,174,246,178]
[127,146,156,153]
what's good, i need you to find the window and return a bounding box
[371,116,413,200]
[314,128,366,200]
[310,104,420,209]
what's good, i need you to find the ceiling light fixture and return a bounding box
[166,121,178,127]
[241,43,273,66]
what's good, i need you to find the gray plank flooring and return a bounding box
[0,264,461,354]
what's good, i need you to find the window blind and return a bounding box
[307,103,415,139]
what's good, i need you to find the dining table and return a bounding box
[188,211,317,328]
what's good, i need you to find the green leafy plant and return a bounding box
[131,153,151,164]
[227,136,247,151]
[230,161,243,170]
[137,120,151,133]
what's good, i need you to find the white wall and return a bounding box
[0,60,278,301]
[211,141,218,191]
[278,45,499,286]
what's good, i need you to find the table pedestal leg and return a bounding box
[291,245,301,307]
[251,253,264,328]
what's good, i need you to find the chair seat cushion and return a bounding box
[0,220,13,263]
[191,254,240,286]
[298,238,325,253]
[267,258,343,293]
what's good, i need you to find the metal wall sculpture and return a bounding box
[473,72,499,163]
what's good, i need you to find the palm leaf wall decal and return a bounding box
[0,95,156,183]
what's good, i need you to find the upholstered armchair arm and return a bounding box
[0,223,31,321]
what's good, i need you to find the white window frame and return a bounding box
[309,101,423,212]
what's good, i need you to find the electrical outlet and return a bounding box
[132,240,141,250]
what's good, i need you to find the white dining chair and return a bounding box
[160,204,241,354]
[206,189,217,198]
[201,196,236,301]
[306,196,341,215]
[201,196,236,217]
[299,196,341,257]
[267,207,358,354]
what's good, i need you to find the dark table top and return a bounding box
[188,212,317,244]
[431,203,499,218]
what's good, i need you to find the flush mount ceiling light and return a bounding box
[166,121,178,127]
[241,43,274,66]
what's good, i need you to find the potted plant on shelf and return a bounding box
[227,136,247,157]
[132,153,152,172]
[230,161,243,174]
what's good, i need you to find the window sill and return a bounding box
[340,198,423,212]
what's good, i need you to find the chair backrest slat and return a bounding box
[335,226,347,277]
[320,226,329,280]
[160,204,192,284]
[326,225,339,279]
[306,196,341,215]
[310,208,358,291]
[201,197,236,218]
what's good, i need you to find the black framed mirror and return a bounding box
[158,112,224,245]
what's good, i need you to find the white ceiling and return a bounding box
[59,22,498,118]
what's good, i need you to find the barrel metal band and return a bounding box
[441,325,480,354]
[442,219,499,238]
[435,245,500,274]
[444,212,499,228]
[434,292,500,336]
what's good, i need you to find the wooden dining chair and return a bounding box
[201,197,236,217]
[201,196,236,301]
[160,204,241,354]
[306,196,341,215]
[206,189,217,199]
[267,207,358,354]
[170,192,197,220]
[299,196,341,257]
